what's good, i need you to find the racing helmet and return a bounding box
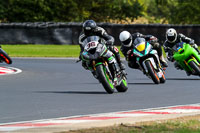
[166,28,177,43]
[82,20,97,35]
[119,31,132,47]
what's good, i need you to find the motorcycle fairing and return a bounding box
[173,43,200,72]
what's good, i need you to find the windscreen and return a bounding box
[83,36,100,46]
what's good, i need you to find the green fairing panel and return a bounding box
[173,43,200,71]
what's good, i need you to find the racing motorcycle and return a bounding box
[80,36,128,94]
[165,42,200,76]
[130,37,166,84]
[0,47,12,64]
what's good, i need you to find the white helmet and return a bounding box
[119,31,132,47]
[166,28,177,43]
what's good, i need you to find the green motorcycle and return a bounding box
[167,42,200,76]
[80,36,128,94]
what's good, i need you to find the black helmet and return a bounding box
[82,20,97,35]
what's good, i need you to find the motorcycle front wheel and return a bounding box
[188,61,200,75]
[0,48,12,64]
[159,74,166,83]
[96,65,115,94]
[116,76,128,92]
[145,60,160,84]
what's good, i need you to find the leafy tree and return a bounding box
[169,0,200,24]
[109,0,144,21]
[43,0,79,22]
[146,0,177,24]
[0,0,8,22]
[71,0,144,22]
[6,0,45,22]
[4,0,79,22]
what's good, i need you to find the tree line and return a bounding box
[0,0,200,24]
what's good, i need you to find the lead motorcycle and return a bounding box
[130,37,166,84]
[0,46,12,64]
[80,36,128,94]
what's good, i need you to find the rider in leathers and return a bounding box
[163,28,200,74]
[119,31,168,69]
[79,20,125,77]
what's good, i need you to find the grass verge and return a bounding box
[62,115,200,133]
[2,44,199,58]
[2,44,125,58]
[2,44,81,57]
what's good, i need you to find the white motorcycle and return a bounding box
[130,37,166,84]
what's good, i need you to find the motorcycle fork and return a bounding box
[93,59,112,79]
[103,59,113,80]
[92,60,97,71]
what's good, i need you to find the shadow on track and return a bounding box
[167,78,200,80]
[128,82,156,85]
[34,91,107,95]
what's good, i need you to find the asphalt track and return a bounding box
[0,58,200,124]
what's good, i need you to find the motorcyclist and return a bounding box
[119,31,168,69]
[79,20,125,77]
[163,28,200,73]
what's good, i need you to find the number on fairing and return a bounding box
[85,41,98,51]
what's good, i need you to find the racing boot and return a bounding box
[110,62,120,86]
[113,50,125,70]
[115,52,126,75]
[159,55,168,67]
[119,62,125,70]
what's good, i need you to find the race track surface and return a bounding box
[0,58,200,123]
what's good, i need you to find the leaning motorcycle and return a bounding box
[166,42,200,76]
[81,36,128,94]
[130,38,166,84]
[0,47,12,64]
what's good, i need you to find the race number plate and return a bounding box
[85,41,98,51]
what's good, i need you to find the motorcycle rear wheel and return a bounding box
[0,49,12,64]
[96,65,115,94]
[145,60,160,84]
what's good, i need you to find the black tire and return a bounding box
[159,74,166,83]
[145,60,160,84]
[0,49,12,64]
[116,76,128,92]
[96,65,115,94]
[188,61,200,75]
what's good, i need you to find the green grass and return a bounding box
[2,44,198,58]
[2,44,81,57]
[62,118,200,133]
[2,44,125,58]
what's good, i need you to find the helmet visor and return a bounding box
[122,36,132,46]
[167,35,176,42]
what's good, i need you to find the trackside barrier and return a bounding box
[0,22,200,45]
